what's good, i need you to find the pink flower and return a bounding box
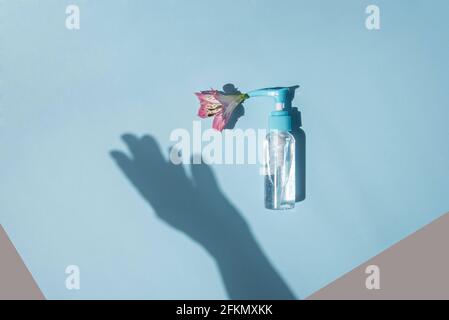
[195,89,248,131]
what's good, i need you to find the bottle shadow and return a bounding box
[291,107,306,202]
[282,86,306,202]
[110,134,297,300]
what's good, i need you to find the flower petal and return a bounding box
[197,106,209,118]
[195,90,248,131]
[212,112,227,131]
[196,90,223,118]
[195,90,220,105]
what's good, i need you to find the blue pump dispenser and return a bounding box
[247,87,293,131]
[269,111,291,131]
[247,87,290,110]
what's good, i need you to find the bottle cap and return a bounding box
[269,110,291,131]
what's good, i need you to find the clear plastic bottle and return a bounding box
[246,87,298,210]
[264,112,296,210]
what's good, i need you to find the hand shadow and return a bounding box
[110,134,296,300]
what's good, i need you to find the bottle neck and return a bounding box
[275,102,284,111]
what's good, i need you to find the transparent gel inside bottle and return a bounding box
[264,131,295,210]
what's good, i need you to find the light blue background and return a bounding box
[1,0,449,299]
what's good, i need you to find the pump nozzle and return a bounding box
[246,86,299,131]
[247,86,297,110]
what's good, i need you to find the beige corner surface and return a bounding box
[0,225,45,300]
[307,212,449,300]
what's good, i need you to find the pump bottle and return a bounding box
[247,88,296,210]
